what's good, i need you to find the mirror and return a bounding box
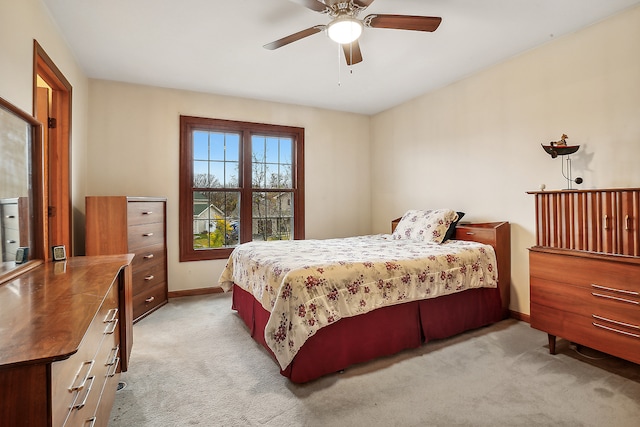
[0,96,43,282]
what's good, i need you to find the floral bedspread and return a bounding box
[218,235,497,370]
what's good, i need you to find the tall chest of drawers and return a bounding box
[528,188,640,363]
[86,196,168,322]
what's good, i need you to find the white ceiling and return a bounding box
[41,0,640,115]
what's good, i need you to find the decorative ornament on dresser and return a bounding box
[540,133,583,189]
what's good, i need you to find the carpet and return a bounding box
[110,293,640,426]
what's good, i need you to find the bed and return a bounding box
[219,210,511,383]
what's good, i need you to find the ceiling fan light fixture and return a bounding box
[327,16,363,44]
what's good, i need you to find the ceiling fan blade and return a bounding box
[289,0,330,13]
[263,25,326,50]
[352,0,375,10]
[364,15,442,32]
[342,40,363,65]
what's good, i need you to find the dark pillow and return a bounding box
[444,212,465,242]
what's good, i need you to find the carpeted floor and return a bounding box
[110,293,640,426]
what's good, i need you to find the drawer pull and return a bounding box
[70,360,94,391]
[145,296,155,303]
[85,417,97,427]
[6,215,15,219]
[591,292,639,305]
[104,308,118,323]
[107,357,120,377]
[72,376,95,410]
[143,232,154,237]
[604,214,610,230]
[144,275,155,281]
[592,314,640,331]
[465,232,475,235]
[6,239,16,244]
[104,318,119,334]
[591,284,638,296]
[106,346,120,366]
[142,211,153,215]
[143,253,154,259]
[592,322,640,339]
[625,215,631,230]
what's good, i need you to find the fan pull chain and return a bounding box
[337,43,342,86]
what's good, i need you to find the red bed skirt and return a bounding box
[232,284,503,383]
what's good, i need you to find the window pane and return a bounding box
[193,160,210,187]
[252,135,265,162]
[225,161,239,188]
[193,191,240,248]
[265,163,278,188]
[265,137,279,163]
[225,134,240,161]
[193,131,210,161]
[252,161,265,188]
[279,164,292,188]
[280,138,292,164]
[252,191,293,241]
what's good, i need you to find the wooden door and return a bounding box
[599,191,617,254]
[620,190,640,256]
[34,41,72,258]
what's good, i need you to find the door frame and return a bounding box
[32,40,72,259]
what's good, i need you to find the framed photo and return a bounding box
[51,245,67,261]
[15,247,29,264]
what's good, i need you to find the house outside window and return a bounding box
[179,116,305,261]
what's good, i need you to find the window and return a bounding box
[179,116,305,261]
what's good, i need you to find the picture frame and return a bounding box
[15,247,29,264]
[51,245,67,261]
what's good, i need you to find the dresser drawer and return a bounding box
[133,281,167,320]
[132,260,166,295]
[530,277,640,325]
[131,243,166,271]
[127,201,165,226]
[531,303,640,364]
[127,222,165,251]
[530,250,640,292]
[455,226,495,246]
[1,203,19,230]
[2,228,19,260]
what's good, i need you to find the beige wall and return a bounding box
[3,1,639,313]
[370,5,640,315]
[0,0,90,255]
[86,81,372,291]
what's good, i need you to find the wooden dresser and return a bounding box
[86,196,168,322]
[0,255,133,427]
[528,188,640,363]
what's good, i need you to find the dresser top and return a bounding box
[0,255,133,368]
[527,187,640,194]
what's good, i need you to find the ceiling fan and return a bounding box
[263,0,442,65]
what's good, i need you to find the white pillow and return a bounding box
[392,209,459,244]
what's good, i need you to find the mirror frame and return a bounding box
[0,95,45,284]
